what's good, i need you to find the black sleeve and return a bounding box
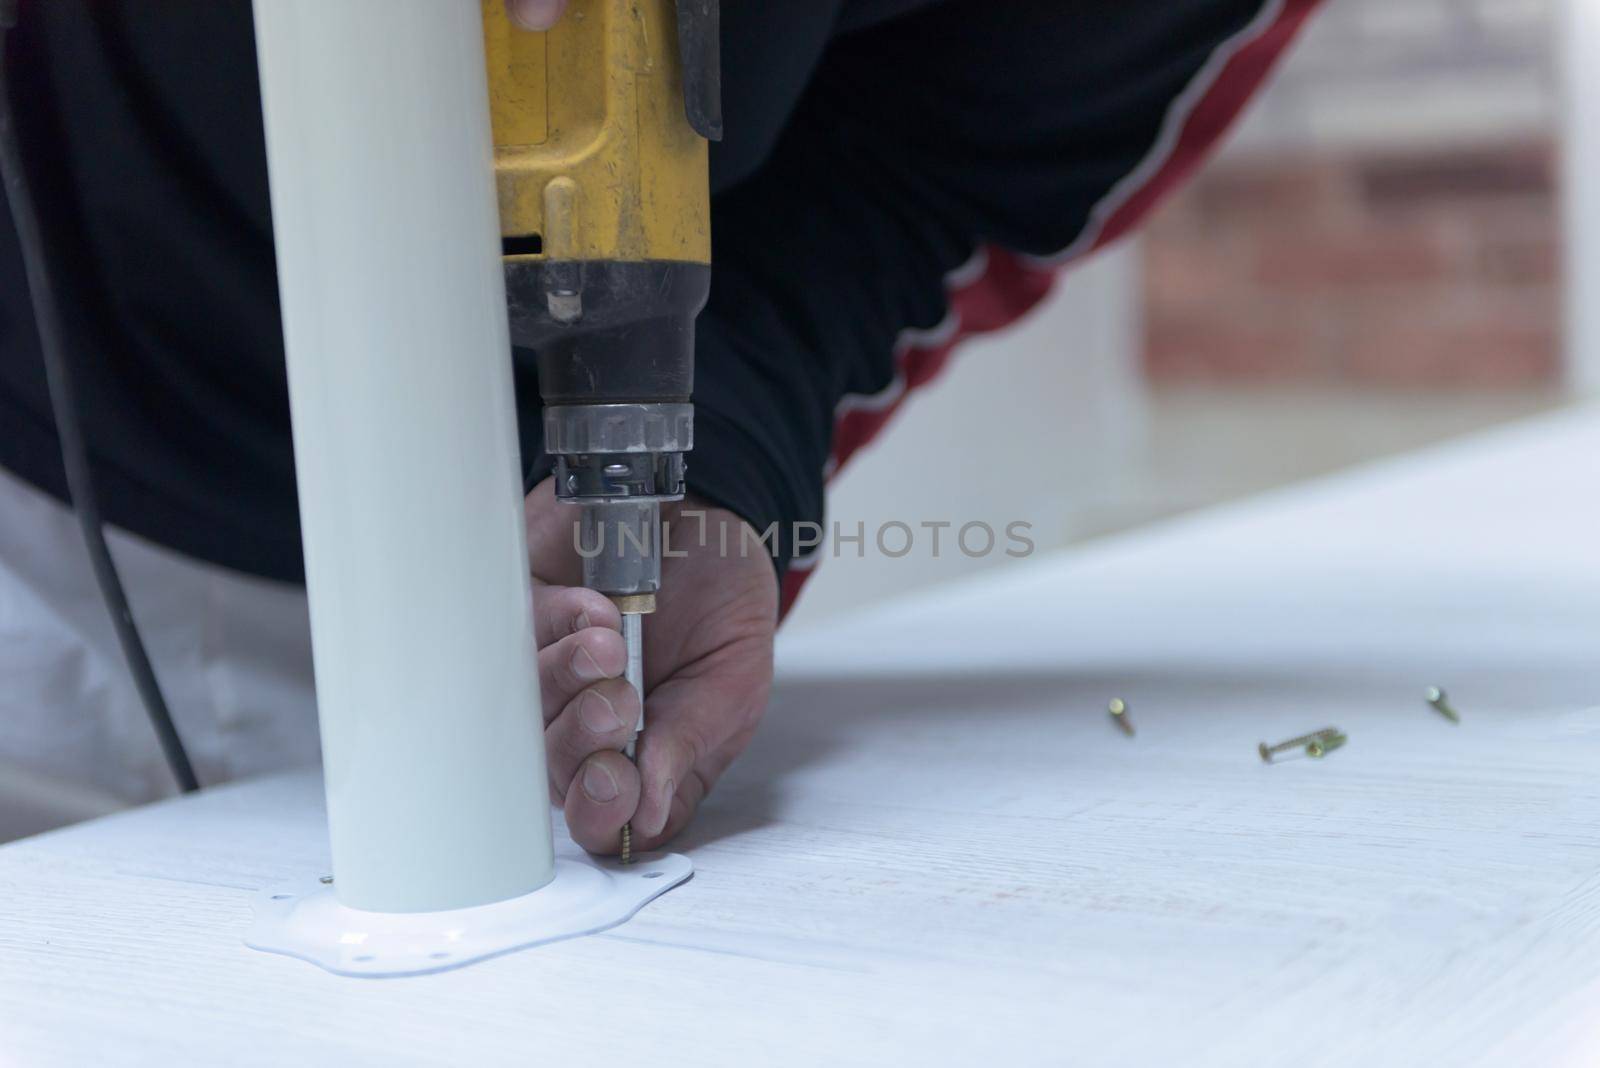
[678,0,1278,578]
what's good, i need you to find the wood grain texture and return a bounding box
[3,409,1599,1066]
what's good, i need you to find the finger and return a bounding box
[525,479,585,588]
[631,771,708,852]
[506,0,568,32]
[544,676,640,799]
[564,750,641,855]
[630,708,707,844]
[537,626,626,723]
[530,584,619,650]
[630,655,769,842]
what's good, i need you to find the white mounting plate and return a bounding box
[245,848,691,977]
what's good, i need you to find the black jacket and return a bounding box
[0,0,1309,606]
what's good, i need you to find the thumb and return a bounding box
[506,0,568,32]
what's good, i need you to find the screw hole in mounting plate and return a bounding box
[429,952,450,960]
[352,955,375,962]
[270,894,291,900]
[643,871,664,879]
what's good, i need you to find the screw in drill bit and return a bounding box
[621,823,632,866]
[1425,686,1460,723]
[1108,698,1135,737]
[1259,727,1344,763]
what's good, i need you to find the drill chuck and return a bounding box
[545,401,692,599]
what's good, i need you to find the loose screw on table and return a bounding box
[1108,698,1135,737]
[1425,686,1460,723]
[1259,727,1345,763]
[1305,731,1347,758]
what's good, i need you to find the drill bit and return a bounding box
[620,610,644,865]
[622,611,644,760]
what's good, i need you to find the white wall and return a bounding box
[1227,0,1556,155]
[1565,0,1600,396]
[784,245,1143,627]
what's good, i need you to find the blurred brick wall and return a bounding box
[1142,143,1561,386]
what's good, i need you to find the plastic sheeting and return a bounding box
[0,466,318,841]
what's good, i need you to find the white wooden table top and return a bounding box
[4,408,1600,1067]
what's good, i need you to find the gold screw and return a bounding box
[1259,728,1343,763]
[621,822,632,866]
[1425,686,1460,723]
[1305,731,1347,758]
[1108,698,1134,737]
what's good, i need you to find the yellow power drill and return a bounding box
[481,0,720,858]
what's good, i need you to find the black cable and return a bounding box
[0,5,199,793]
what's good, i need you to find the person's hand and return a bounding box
[505,0,568,31]
[524,481,778,853]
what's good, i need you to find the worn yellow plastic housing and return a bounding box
[481,0,711,266]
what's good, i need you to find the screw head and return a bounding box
[1107,698,1134,736]
[1425,686,1460,722]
